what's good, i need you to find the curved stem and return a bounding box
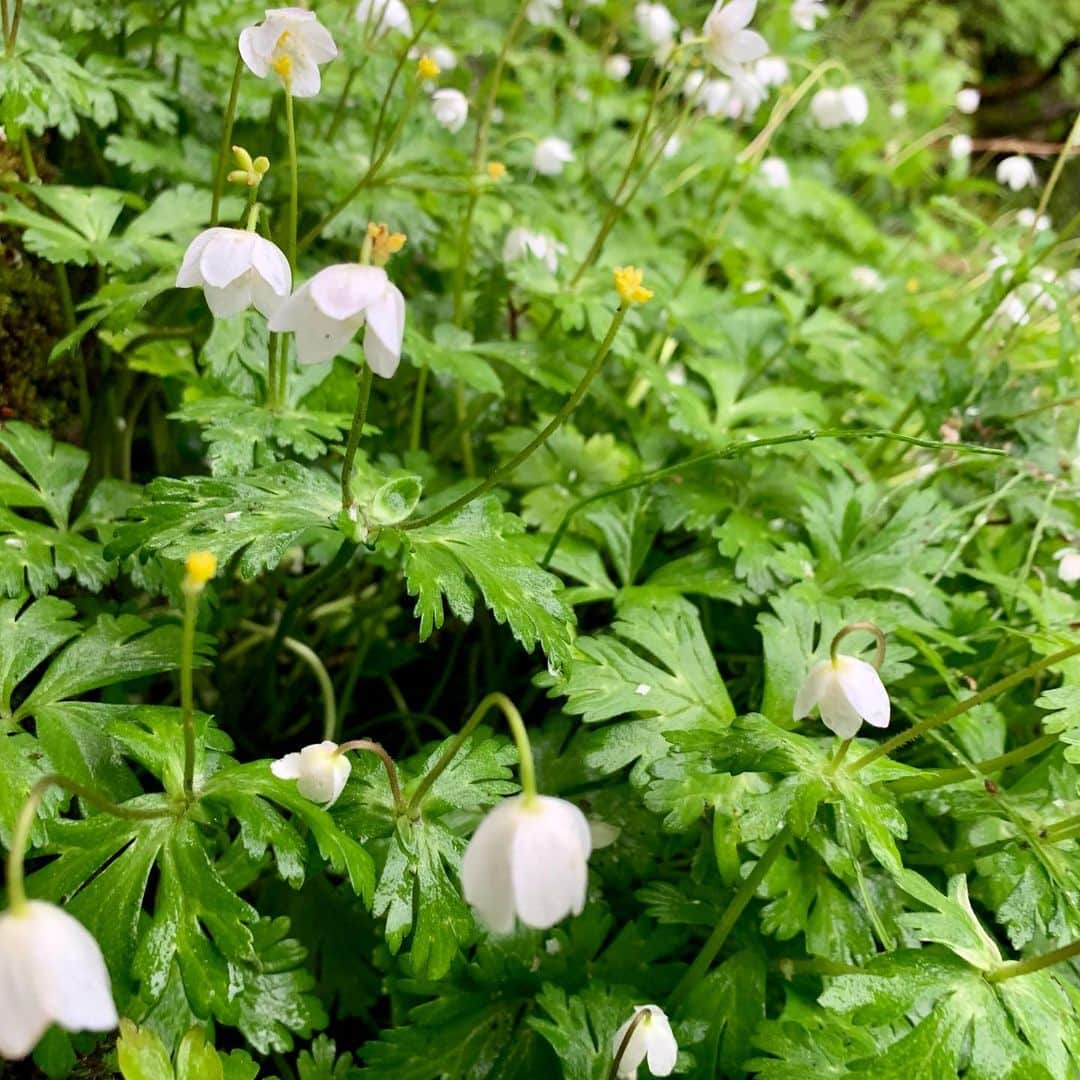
[341,366,375,511]
[830,622,886,669]
[607,1009,650,1080]
[403,304,628,531]
[283,90,299,272]
[668,826,792,1011]
[851,642,1080,773]
[338,739,405,814]
[888,733,1059,794]
[7,775,173,912]
[210,54,244,226]
[180,583,200,800]
[407,692,534,815]
[988,938,1080,982]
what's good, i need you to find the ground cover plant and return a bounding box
[1,0,1079,1076]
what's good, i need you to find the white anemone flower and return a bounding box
[271,740,352,805]
[503,228,566,273]
[429,44,458,70]
[754,56,789,88]
[1017,208,1051,232]
[759,156,790,188]
[956,87,981,114]
[461,795,591,933]
[703,0,769,74]
[996,155,1038,191]
[268,264,406,375]
[606,53,632,80]
[731,67,767,114]
[176,228,291,318]
[0,901,118,1059]
[533,136,575,176]
[612,1005,678,1079]
[526,0,562,25]
[355,0,412,38]
[635,3,678,48]
[239,8,338,98]
[794,655,890,739]
[949,134,973,160]
[1055,548,1080,585]
[851,265,884,292]
[810,85,867,128]
[791,0,828,30]
[699,78,732,116]
[431,88,469,133]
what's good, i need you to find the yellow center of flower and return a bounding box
[272,32,294,83]
[417,55,440,79]
[367,221,407,265]
[486,161,507,181]
[184,550,217,590]
[613,266,653,305]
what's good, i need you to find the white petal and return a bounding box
[199,230,255,288]
[510,796,589,929]
[271,752,303,780]
[818,675,863,739]
[644,1009,678,1075]
[288,56,322,98]
[309,265,388,320]
[613,1014,648,1077]
[792,659,830,720]
[364,284,405,378]
[176,229,216,287]
[728,28,769,62]
[0,912,51,1058]
[250,274,288,319]
[712,0,757,31]
[300,20,338,63]
[835,656,890,729]
[462,800,518,934]
[238,26,272,77]
[203,280,254,318]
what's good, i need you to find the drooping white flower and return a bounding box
[889,100,907,120]
[461,795,591,933]
[612,1005,678,1079]
[1055,548,1080,584]
[431,88,469,133]
[996,155,1038,191]
[839,84,868,124]
[429,45,458,71]
[526,0,562,25]
[949,133,973,160]
[176,228,291,318]
[850,265,884,292]
[698,77,732,116]
[754,56,789,88]
[239,7,338,98]
[810,85,868,128]
[533,136,575,176]
[1017,208,1051,232]
[794,655,890,739]
[503,228,566,273]
[605,53,632,80]
[635,2,678,48]
[271,740,352,805]
[703,0,769,74]
[730,67,767,114]
[790,0,827,30]
[268,264,406,375]
[759,156,790,188]
[354,0,412,38]
[956,87,981,114]
[0,901,118,1059]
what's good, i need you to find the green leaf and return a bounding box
[118,1018,175,1080]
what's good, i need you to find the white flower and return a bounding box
[268,264,406,375]
[606,53,632,80]
[839,84,868,124]
[730,67,767,114]
[429,45,458,70]
[1017,208,1050,232]
[759,156,790,188]
[176,228,291,318]
[851,265,883,291]
[790,0,827,30]
[949,133,973,160]
[461,795,591,933]
[239,7,338,98]
[794,655,890,739]
[503,228,565,273]
[996,155,1038,191]
[1055,548,1080,584]
[704,0,769,73]
[0,901,118,1059]
[354,0,412,38]
[526,0,562,25]
[956,87,980,114]
[533,136,575,176]
[889,101,907,120]
[431,88,468,133]
[810,85,868,128]
[754,56,789,88]
[271,740,352,805]
[612,1005,678,1079]
[699,77,732,116]
[635,2,678,48]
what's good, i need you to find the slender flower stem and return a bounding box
[409,366,429,451]
[851,642,1080,773]
[341,366,375,511]
[266,332,282,409]
[668,826,792,1010]
[283,90,299,272]
[829,738,853,772]
[403,304,628,531]
[831,622,887,669]
[988,939,1080,982]
[210,54,244,226]
[337,739,405,814]
[325,62,364,143]
[888,733,1059,794]
[1027,110,1080,244]
[7,775,173,913]
[607,1009,650,1080]
[180,583,202,800]
[1,0,9,49]
[5,0,24,54]
[407,692,534,814]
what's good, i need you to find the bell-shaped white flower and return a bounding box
[790,0,828,30]
[759,156,790,188]
[949,133,973,160]
[271,740,352,805]
[1055,548,1080,585]
[268,264,406,375]
[176,228,291,318]
[239,7,338,98]
[461,795,591,933]
[429,44,458,71]
[355,0,412,38]
[606,53,632,80]
[956,87,980,114]
[526,0,562,25]
[533,136,575,176]
[996,155,1037,191]
[703,0,769,74]
[635,2,678,48]
[754,56,789,88]
[851,265,884,292]
[431,88,469,133]
[612,1005,678,1079]
[0,901,118,1059]
[503,228,566,273]
[1017,208,1050,232]
[794,655,890,739]
[810,85,867,128]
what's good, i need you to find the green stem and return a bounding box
[337,739,405,814]
[851,642,1080,773]
[341,366,375,511]
[1027,110,1080,243]
[409,366,429,451]
[403,304,628,531]
[607,1009,650,1080]
[888,733,1059,794]
[829,738,853,772]
[988,939,1080,982]
[325,62,362,143]
[830,622,887,668]
[668,825,792,1010]
[5,0,23,54]
[210,54,244,226]
[407,692,534,815]
[7,775,172,913]
[180,584,200,800]
[267,331,282,409]
[284,89,298,272]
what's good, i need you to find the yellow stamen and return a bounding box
[183,550,217,592]
[367,221,407,265]
[417,55,440,79]
[486,161,507,181]
[613,266,653,305]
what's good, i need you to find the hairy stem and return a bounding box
[338,739,405,814]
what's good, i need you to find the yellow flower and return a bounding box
[417,54,440,79]
[486,161,507,181]
[184,551,217,591]
[613,266,653,305]
[905,277,920,293]
[367,222,407,266]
